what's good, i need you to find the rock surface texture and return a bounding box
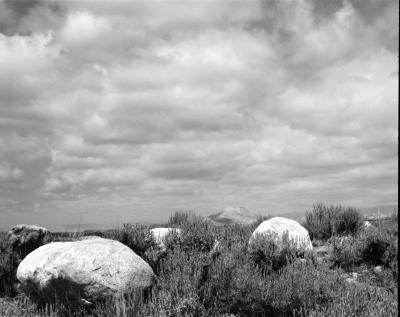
[150,228,182,250]
[249,217,313,251]
[17,238,156,304]
[7,224,52,257]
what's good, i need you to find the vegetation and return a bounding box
[304,203,363,240]
[0,233,19,297]
[330,220,398,283]
[0,204,398,316]
[248,232,308,273]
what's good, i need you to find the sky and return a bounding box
[0,0,398,230]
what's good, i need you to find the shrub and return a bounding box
[156,248,208,315]
[200,249,347,316]
[248,232,302,273]
[106,223,157,257]
[360,230,397,267]
[330,228,398,271]
[163,230,184,252]
[214,223,253,249]
[168,211,216,253]
[304,203,362,240]
[307,285,398,317]
[168,211,193,227]
[0,246,19,297]
[329,236,362,270]
[199,244,274,316]
[335,207,363,236]
[0,234,19,297]
[268,260,346,314]
[173,296,205,317]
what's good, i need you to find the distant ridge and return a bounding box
[208,206,257,225]
[359,204,398,218]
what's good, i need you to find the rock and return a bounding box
[17,238,156,305]
[208,206,256,225]
[362,221,374,230]
[210,239,220,254]
[150,228,182,250]
[345,272,360,285]
[7,224,52,258]
[249,217,313,251]
[374,265,383,274]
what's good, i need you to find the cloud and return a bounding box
[60,11,111,47]
[0,0,397,228]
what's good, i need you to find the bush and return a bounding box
[0,233,19,297]
[307,285,398,317]
[329,236,362,270]
[214,223,253,249]
[248,232,303,273]
[168,211,216,253]
[201,249,347,316]
[330,228,398,271]
[304,203,362,240]
[335,207,363,236]
[168,211,193,227]
[106,223,157,257]
[360,230,397,267]
[156,248,208,315]
[0,246,19,297]
[163,229,184,252]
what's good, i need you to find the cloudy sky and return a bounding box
[0,0,398,230]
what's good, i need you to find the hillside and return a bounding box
[208,206,257,225]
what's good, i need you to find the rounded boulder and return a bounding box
[17,238,156,304]
[249,217,313,251]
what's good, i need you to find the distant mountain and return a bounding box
[208,206,257,225]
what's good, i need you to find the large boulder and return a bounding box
[17,238,156,305]
[249,217,313,251]
[7,224,52,258]
[150,228,182,250]
[208,206,256,225]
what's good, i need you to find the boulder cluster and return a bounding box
[8,216,312,307]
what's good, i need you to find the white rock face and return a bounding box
[17,238,156,304]
[150,228,182,250]
[249,217,313,251]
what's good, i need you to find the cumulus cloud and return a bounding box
[0,0,397,228]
